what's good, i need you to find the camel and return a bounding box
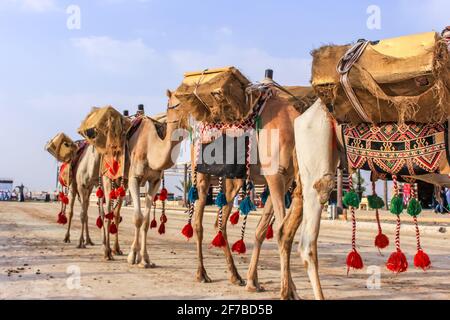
[190,82,313,300]
[101,91,187,266]
[63,143,101,249]
[293,98,450,299]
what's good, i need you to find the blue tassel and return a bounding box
[188,186,199,203]
[215,192,228,208]
[261,186,270,206]
[240,196,256,216]
[285,192,292,209]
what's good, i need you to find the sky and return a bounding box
[0,0,448,192]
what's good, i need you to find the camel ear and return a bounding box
[166,90,172,98]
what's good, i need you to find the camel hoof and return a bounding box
[86,238,95,246]
[113,249,123,256]
[127,251,139,265]
[281,289,301,300]
[246,281,265,293]
[230,275,246,287]
[64,235,71,243]
[139,262,156,269]
[196,269,212,283]
[104,248,114,261]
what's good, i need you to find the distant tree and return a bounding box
[353,170,367,199]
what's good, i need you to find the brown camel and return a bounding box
[101,92,187,266]
[190,83,308,300]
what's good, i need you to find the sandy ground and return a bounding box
[0,201,449,300]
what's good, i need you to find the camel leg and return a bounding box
[85,186,95,246]
[102,178,113,261]
[194,173,212,283]
[64,184,76,243]
[246,198,273,292]
[219,179,244,286]
[127,176,143,265]
[265,173,300,300]
[113,199,123,255]
[77,188,90,249]
[294,100,340,300]
[278,184,303,300]
[139,180,160,268]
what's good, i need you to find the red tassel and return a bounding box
[59,192,65,201]
[150,219,157,229]
[62,195,69,205]
[160,214,168,224]
[211,231,226,248]
[96,216,103,229]
[109,222,118,234]
[57,212,68,225]
[266,224,274,240]
[109,190,117,200]
[116,186,126,198]
[158,222,166,235]
[414,250,431,271]
[159,188,168,201]
[387,250,408,273]
[96,187,104,199]
[375,233,389,250]
[181,223,194,239]
[105,212,114,220]
[346,250,364,274]
[229,211,240,225]
[232,239,246,254]
[154,195,159,202]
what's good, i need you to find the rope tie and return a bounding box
[211,176,227,248]
[386,175,408,273]
[409,183,431,270]
[371,180,389,252]
[345,174,364,274]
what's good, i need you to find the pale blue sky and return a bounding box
[0,0,448,191]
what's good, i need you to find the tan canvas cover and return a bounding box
[78,106,131,155]
[279,86,317,112]
[174,67,253,123]
[312,32,450,124]
[45,133,77,163]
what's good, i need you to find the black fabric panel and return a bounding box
[197,134,249,179]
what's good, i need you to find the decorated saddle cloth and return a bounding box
[343,122,449,179]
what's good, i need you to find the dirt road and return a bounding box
[0,202,449,300]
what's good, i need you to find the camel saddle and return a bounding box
[312,31,450,124]
[45,133,78,163]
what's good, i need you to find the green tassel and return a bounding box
[188,186,199,203]
[255,116,262,133]
[343,191,360,208]
[261,186,269,206]
[367,195,384,210]
[215,192,227,208]
[407,198,422,217]
[390,196,404,215]
[285,192,292,209]
[240,196,256,216]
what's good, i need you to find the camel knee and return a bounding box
[133,212,144,227]
[313,174,335,205]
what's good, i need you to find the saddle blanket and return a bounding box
[343,122,449,178]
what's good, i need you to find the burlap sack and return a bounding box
[312,32,450,124]
[78,106,131,155]
[174,67,253,123]
[45,133,78,163]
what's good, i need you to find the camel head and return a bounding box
[166,89,188,129]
